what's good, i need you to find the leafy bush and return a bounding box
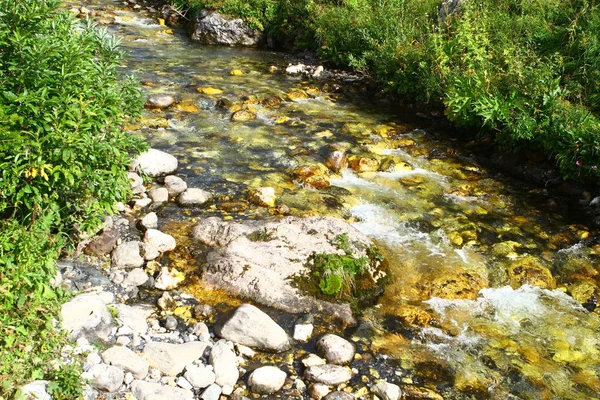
[0,0,147,235]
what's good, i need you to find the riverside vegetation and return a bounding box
[172,0,600,182]
[0,0,146,397]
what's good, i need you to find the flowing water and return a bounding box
[67,1,600,398]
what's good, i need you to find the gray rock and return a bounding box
[143,242,160,261]
[111,241,144,269]
[122,268,149,287]
[209,340,238,387]
[113,303,150,335]
[192,322,211,342]
[142,341,208,376]
[82,364,124,392]
[163,315,178,330]
[164,175,187,196]
[184,364,216,389]
[324,391,355,400]
[20,380,50,400]
[102,346,149,379]
[137,149,178,177]
[141,212,158,229]
[178,188,213,206]
[84,227,119,256]
[304,365,352,386]
[128,171,144,188]
[371,380,401,400]
[154,267,184,290]
[131,380,193,400]
[190,10,262,46]
[215,304,290,352]
[190,216,386,324]
[146,95,175,109]
[149,186,169,203]
[58,260,112,290]
[60,293,113,340]
[439,0,465,23]
[248,366,286,394]
[200,383,222,400]
[144,229,176,253]
[316,334,355,365]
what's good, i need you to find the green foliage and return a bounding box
[0,0,147,234]
[319,272,343,295]
[47,364,84,400]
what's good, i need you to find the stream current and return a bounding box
[67,1,600,398]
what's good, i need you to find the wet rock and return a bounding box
[303,354,326,367]
[231,109,257,122]
[144,229,176,253]
[325,149,348,173]
[248,366,286,394]
[82,364,124,392]
[190,10,262,46]
[191,216,385,324]
[164,175,188,196]
[149,186,169,203]
[420,268,488,300]
[102,346,149,379]
[507,256,556,289]
[304,364,352,385]
[287,90,308,101]
[248,187,276,207]
[569,281,599,309]
[209,339,239,387]
[316,334,355,365]
[141,212,158,230]
[84,227,119,256]
[163,315,178,330]
[142,341,208,376]
[112,241,144,269]
[293,323,314,342]
[123,268,149,287]
[154,267,185,290]
[215,304,290,352]
[348,156,380,172]
[293,165,330,189]
[371,380,401,400]
[145,95,175,109]
[197,86,223,95]
[178,188,213,206]
[136,149,178,177]
[184,364,216,389]
[401,385,444,400]
[61,293,113,341]
[20,380,50,400]
[131,380,193,400]
[324,392,355,400]
[379,157,413,173]
[262,96,282,109]
[200,383,222,400]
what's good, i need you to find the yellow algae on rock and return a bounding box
[230,69,244,76]
[507,256,556,289]
[286,90,308,101]
[197,87,223,95]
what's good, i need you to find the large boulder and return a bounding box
[60,293,113,340]
[189,10,262,46]
[191,216,387,325]
[215,304,290,352]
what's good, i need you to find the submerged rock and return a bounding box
[189,10,262,46]
[191,216,386,324]
[145,95,175,109]
[231,109,257,122]
[304,364,352,385]
[507,256,556,289]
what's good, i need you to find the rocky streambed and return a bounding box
[22,0,600,399]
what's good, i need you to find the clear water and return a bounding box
[67,2,600,398]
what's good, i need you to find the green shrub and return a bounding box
[0,0,147,235]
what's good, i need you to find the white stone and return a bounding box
[286,63,305,75]
[60,293,113,340]
[128,172,144,188]
[102,346,150,379]
[310,383,330,400]
[177,376,193,390]
[113,304,150,335]
[164,175,187,196]
[371,380,401,400]
[184,364,216,389]
[21,380,50,400]
[149,186,169,203]
[215,303,290,352]
[117,335,131,346]
[200,383,221,400]
[84,352,102,371]
[316,334,355,365]
[124,372,135,385]
[146,95,175,109]
[302,353,326,367]
[111,241,144,269]
[137,149,178,177]
[123,268,149,287]
[209,339,239,387]
[133,197,153,209]
[293,323,313,342]
[313,65,324,77]
[192,322,210,342]
[236,344,256,358]
[144,229,176,253]
[142,341,208,376]
[143,242,160,261]
[304,365,352,385]
[141,212,158,229]
[82,364,124,392]
[248,187,276,207]
[248,366,286,394]
[131,380,193,400]
[178,188,213,206]
[154,267,184,290]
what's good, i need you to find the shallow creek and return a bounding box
[68,1,600,398]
